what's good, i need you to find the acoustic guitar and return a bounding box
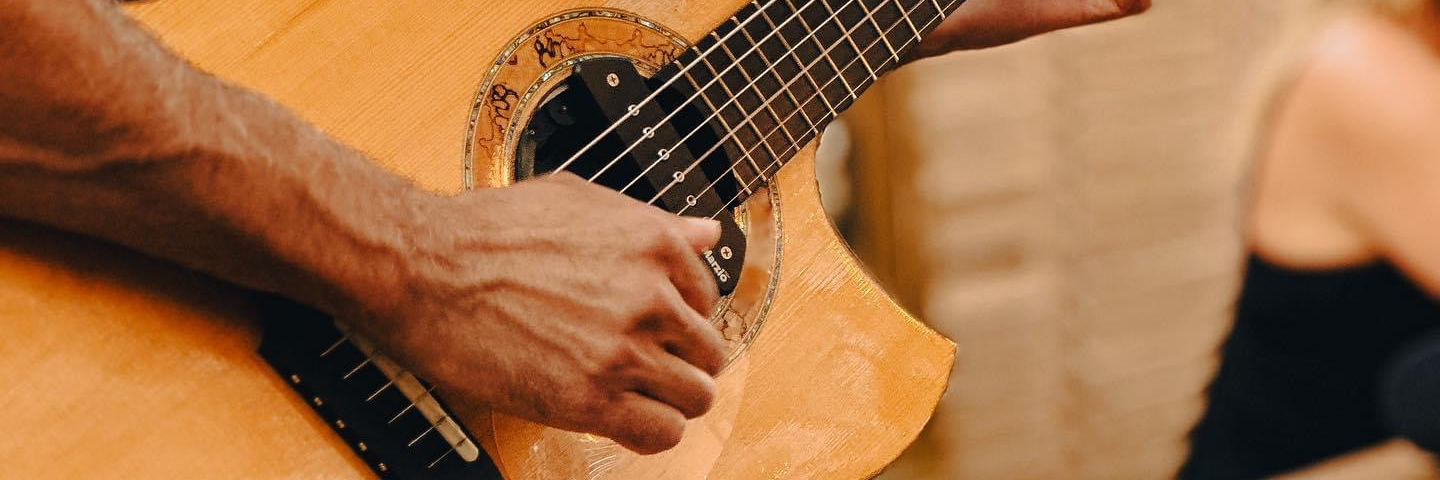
[0,0,958,478]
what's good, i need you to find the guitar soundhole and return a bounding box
[471,10,784,368]
[513,59,748,208]
[514,57,750,298]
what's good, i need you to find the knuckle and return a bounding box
[698,344,727,376]
[641,285,671,311]
[619,285,667,325]
[594,342,641,377]
[572,395,608,422]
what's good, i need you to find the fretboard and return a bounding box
[661,0,964,208]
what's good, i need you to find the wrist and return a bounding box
[300,179,440,325]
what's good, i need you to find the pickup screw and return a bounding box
[606,73,620,87]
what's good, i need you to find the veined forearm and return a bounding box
[0,0,423,315]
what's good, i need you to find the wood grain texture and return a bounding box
[0,220,372,479]
[0,1,954,479]
[483,150,956,480]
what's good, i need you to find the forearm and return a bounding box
[0,0,422,316]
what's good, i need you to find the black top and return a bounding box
[1178,254,1440,479]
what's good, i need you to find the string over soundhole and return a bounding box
[514,57,748,295]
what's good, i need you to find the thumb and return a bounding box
[677,217,722,253]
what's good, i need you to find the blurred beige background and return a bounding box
[810,0,1429,478]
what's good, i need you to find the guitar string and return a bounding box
[372,1,957,466]
[546,0,784,176]
[571,0,840,184]
[629,0,934,206]
[689,0,961,219]
[610,0,883,196]
[645,0,950,216]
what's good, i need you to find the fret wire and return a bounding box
[550,0,785,176]
[682,57,765,191]
[655,0,930,209]
[619,0,874,199]
[752,0,830,127]
[737,6,817,133]
[700,0,965,218]
[729,17,806,148]
[768,0,842,117]
[707,31,788,172]
[891,0,922,41]
[857,0,901,62]
[673,0,961,216]
[583,0,826,186]
[708,33,789,182]
[818,0,878,81]
[679,72,760,196]
[785,0,859,103]
[614,41,778,196]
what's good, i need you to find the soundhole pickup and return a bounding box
[514,57,749,294]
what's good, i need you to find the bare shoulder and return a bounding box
[1288,12,1440,164]
[1249,10,1440,268]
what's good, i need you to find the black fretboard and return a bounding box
[656,0,964,209]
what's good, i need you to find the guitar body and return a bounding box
[0,1,954,479]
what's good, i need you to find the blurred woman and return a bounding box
[1180,0,1440,478]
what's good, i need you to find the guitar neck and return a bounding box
[661,0,964,197]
